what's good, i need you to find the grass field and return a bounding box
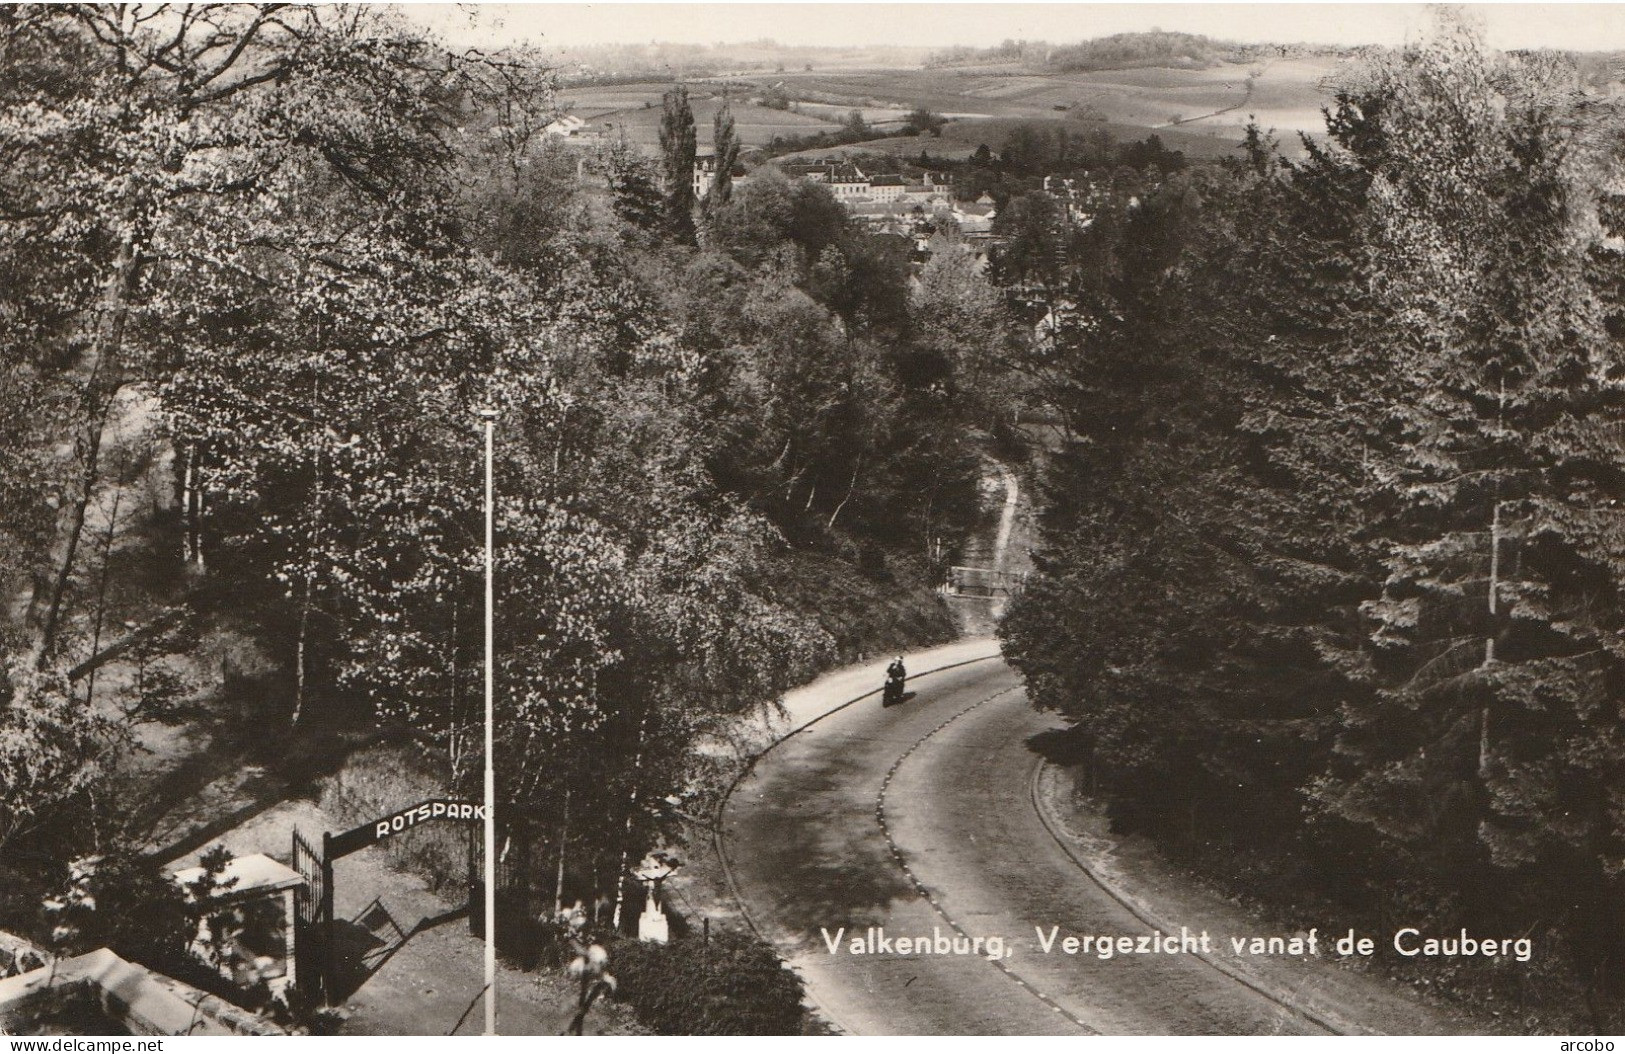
[558,55,1346,156]
[557,82,843,147]
[715,57,1344,139]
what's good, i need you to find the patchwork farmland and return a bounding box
[555,55,1346,157]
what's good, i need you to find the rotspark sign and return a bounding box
[327,799,486,859]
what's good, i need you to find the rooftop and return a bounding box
[172,854,302,901]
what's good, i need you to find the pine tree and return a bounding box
[1000,113,1380,857]
[605,140,666,233]
[1306,23,1625,1004]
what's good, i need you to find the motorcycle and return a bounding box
[883,669,906,707]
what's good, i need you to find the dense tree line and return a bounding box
[1001,24,1625,1026]
[927,31,1263,72]
[913,128,1185,206]
[0,4,1006,952]
[758,114,911,160]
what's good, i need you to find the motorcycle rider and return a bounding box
[885,655,907,704]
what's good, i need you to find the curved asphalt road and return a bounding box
[719,655,1328,1036]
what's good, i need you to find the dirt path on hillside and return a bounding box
[946,454,1030,637]
[1158,59,1272,129]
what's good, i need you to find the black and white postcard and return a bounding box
[0,1,1621,1040]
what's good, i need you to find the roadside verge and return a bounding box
[1030,762,1504,1036]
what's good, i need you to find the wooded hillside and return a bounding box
[998,20,1625,1031]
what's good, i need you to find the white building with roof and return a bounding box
[543,114,587,138]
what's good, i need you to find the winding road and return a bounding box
[711,456,1483,1036]
[718,650,1341,1035]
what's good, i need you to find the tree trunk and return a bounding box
[36,221,144,666]
[554,788,570,918]
[827,455,862,530]
[181,444,195,565]
[83,464,126,705]
[184,443,207,571]
[193,462,206,572]
[291,574,312,728]
[610,711,649,932]
[449,603,465,787]
[39,394,118,666]
[1481,378,1505,775]
[291,384,326,730]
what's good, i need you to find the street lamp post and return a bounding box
[478,406,498,1035]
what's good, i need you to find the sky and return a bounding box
[395,3,1625,52]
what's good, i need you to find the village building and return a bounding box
[780,158,872,198]
[950,193,999,237]
[902,183,952,207]
[692,155,752,200]
[761,158,997,274]
[868,174,907,202]
[825,164,871,199]
[542,114,587,138]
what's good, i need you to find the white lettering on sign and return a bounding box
[370,801,485,844]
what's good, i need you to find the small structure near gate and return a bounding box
[171,853,302,1001]
[0,932,49,980]
[0,851,302,1037]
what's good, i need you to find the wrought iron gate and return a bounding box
[292,805,486,1003]
[291,828,331,1004]
[466,825,531,939]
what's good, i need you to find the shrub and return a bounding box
[319,742,466,895]
[609,929,805,1035]
[902,108,946,137]
[41,850,192,971]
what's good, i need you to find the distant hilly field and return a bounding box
[556,83,840,144]
[556,54,1348,157]
[745,58,1345,140]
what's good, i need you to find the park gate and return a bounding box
[292,800,487,1004]
[290,829,330,1005]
